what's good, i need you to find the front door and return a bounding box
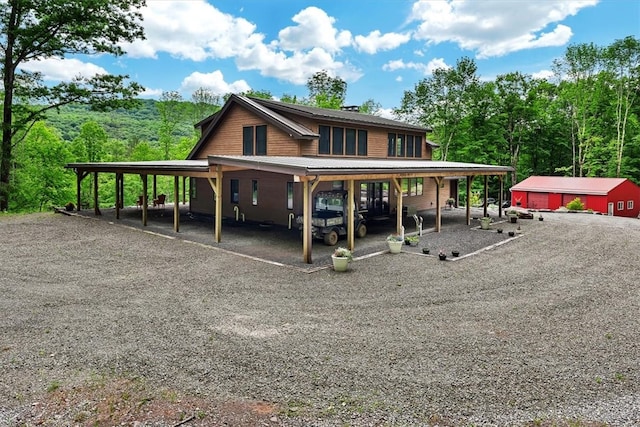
[608,202,614,216]
[360,181,390,217]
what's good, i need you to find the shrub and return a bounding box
[566,197,584,210]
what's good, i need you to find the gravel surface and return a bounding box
[1,210,639,426]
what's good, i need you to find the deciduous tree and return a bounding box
[0,0,146,211]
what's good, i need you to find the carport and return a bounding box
[66,157,512,264]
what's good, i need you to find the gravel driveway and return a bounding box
[0,211,639,426]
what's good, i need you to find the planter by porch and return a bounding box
[331,255,350,272]
[387,240,403,254]
[480,216,491,230]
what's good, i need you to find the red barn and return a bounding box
[510,176,640,217]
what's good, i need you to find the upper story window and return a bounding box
[319,125,367,156]
[388,133,423,158]
[243,124,267,155]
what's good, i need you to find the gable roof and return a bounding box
[250,96,432,134]
[511,176,630,195]
[188,94,433,159]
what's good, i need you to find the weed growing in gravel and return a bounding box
[47,380,61,392]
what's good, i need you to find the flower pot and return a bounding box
[480,217,491,230]
[510,216,518,223]
[387,240,403,254]
[331,255,350,272]
[497,229,503,234]
[422,248,430,254]
[508,231,515,237]
[451,250,460,257]
[539,217,544,221]
[438,254,447,261]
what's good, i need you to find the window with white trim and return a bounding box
[617,201,624,210]
[628,200,634,210]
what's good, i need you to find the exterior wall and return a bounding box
[608,180,640,217]
[584,195,607,214]
[548,193,562,210]
[192,104,302,159]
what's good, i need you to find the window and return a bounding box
[319,125,367,156]
[243,126,254,155]
[617,201,624,210]
[407,135,414,158]
[389,133,422,158]
[332,127,344,155]
[396,134,405,157]
[230,179,239,204]
[252,180,258,206]
[357,130,368,156]
[287,182,294,210]
[388,133,396,156]
[242,125,267,155]
[256,125,267,155]
[628,200,634,210]
[319,125,331,154]
[345,128,356,155]
[401,178,424,196]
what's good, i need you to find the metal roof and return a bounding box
[250,96,432,133]
[511,176,629,195]
[66,160,210,174]
[208,155,512,177]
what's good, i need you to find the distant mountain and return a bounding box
[44,99,196,143]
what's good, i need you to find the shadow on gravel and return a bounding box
[65,204,529,272]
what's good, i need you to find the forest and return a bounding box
[3,36,639,212]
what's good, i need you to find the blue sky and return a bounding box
[22,0,640,116]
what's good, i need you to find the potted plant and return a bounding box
[508,231,515,237]
[451,250,460,257]
[538,214,544,221]
[496,228,503,234]
[405,235,419,246]
[438,249,447,261]
[331,247,352,272]
[507,210,518,223]
[386,234,404,254]
[447,198,455,209]
[64,202,75,212]
[422,247,430,254]
[480,216,492,230]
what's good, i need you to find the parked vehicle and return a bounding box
[297,190,367,246]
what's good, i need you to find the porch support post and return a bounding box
[433,177,442,232]
[483,175,489,218]
[302,179,312,263]
[115,173,121,219]
[75,169,88,211]
[141,174,148,226]
[182,176,187,204]
[347,179,355,251]
[93,172,101,216]
[206,166,223,242]
[498,175,504,218]
[466,176,474,225]
[173,176,180,232]
[391,178,403,235]
[153,175,157,200]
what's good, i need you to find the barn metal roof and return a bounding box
[511,176,629,195]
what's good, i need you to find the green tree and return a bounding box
[190,88,222,126]
[157,91,185,160]
[603,36,640,177]
[0,0,145,211]
[396,57,479,160]
[11,122,74,211]
[359,99,382,115]
[305,70,347,109]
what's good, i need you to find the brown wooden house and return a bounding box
[67,94,512,263]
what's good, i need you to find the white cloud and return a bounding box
[124,2,362,87]
[124,1,260,61]
[180,71,251,95]
[354,30,411,54]
[378,108,396,119]
[278,7,352,53]
[19,57,107,81]
[382,57,449,75]
[409,0,596,58]
[532,69,554,80]
[140,87,164,98]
